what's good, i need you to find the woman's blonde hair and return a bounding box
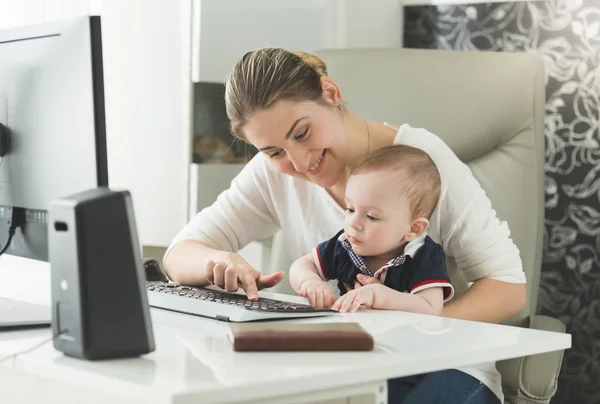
[225,48,329,139]
[352,145,442,219]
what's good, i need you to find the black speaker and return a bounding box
[49,188,155,359]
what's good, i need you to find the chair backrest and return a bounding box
[315,48,545,325]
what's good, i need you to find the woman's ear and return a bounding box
[320,76,343,108]
[405,217,430,242]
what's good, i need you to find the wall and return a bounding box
[196,0,404,83]
[0,0,192,248]
[328,0,404,48]
[405,2,600,403]
[197,0,330,83]
[100,0,192,248]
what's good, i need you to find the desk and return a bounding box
[0,255,571,404]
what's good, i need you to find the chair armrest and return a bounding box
[528,314,566,333]
[497,315,566,403]
[520,315,566,398]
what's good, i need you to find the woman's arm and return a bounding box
[164,239,224,285]
[442,279,526,323]
[164,240,253,286]
[438,162,528,323]
[164,155,282,298]
[440,199,528,323]
[165,240,284,299]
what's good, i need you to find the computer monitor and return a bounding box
[0,16,107,330]
[0,16,108,262]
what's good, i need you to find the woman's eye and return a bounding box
[269,150,283,158]
[367,215,378,221]
[294,129,308,140]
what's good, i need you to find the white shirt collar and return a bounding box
[402,233,427,258]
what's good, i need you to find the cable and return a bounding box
[0,227,15,255]
[0,331,65,365]
[0,207,25,257]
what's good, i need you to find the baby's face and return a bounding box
[344,171,412,258]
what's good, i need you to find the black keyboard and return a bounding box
[146,281,334,313]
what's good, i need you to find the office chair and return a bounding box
[290,48,563,404]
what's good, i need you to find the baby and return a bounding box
[290,145,454,314]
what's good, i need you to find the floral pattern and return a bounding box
[405,2,600,403]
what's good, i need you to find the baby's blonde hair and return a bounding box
[225,48,330,139]
[352,145,441,219]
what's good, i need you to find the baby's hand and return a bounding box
[354,273,382,286]
[299,279,337,309]
[333,284,386,313]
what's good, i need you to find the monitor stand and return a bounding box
[0,298,51,330]
[0,254,52,331]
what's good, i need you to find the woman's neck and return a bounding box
[344,113,398,168]
[327,113,398,200]
[344,113,372,170]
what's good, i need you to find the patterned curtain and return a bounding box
[404,1,600,403]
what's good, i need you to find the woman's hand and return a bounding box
[204,254,284,301]
[298,279,337,308]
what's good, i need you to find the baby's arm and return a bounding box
[289,254,323,294]
[290,254,336,308]
[333,282,444,315]
[371,286,444,315]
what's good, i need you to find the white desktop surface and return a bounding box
[0,255,571,404]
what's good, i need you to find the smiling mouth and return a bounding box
[307,150,325,174]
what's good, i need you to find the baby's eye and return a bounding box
[345,208,355,214]
[367,215,378,221]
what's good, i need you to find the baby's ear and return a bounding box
[405,217,429,242]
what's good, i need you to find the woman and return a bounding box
[164,48,526,403]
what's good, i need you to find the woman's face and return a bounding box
[243,100,349,188]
